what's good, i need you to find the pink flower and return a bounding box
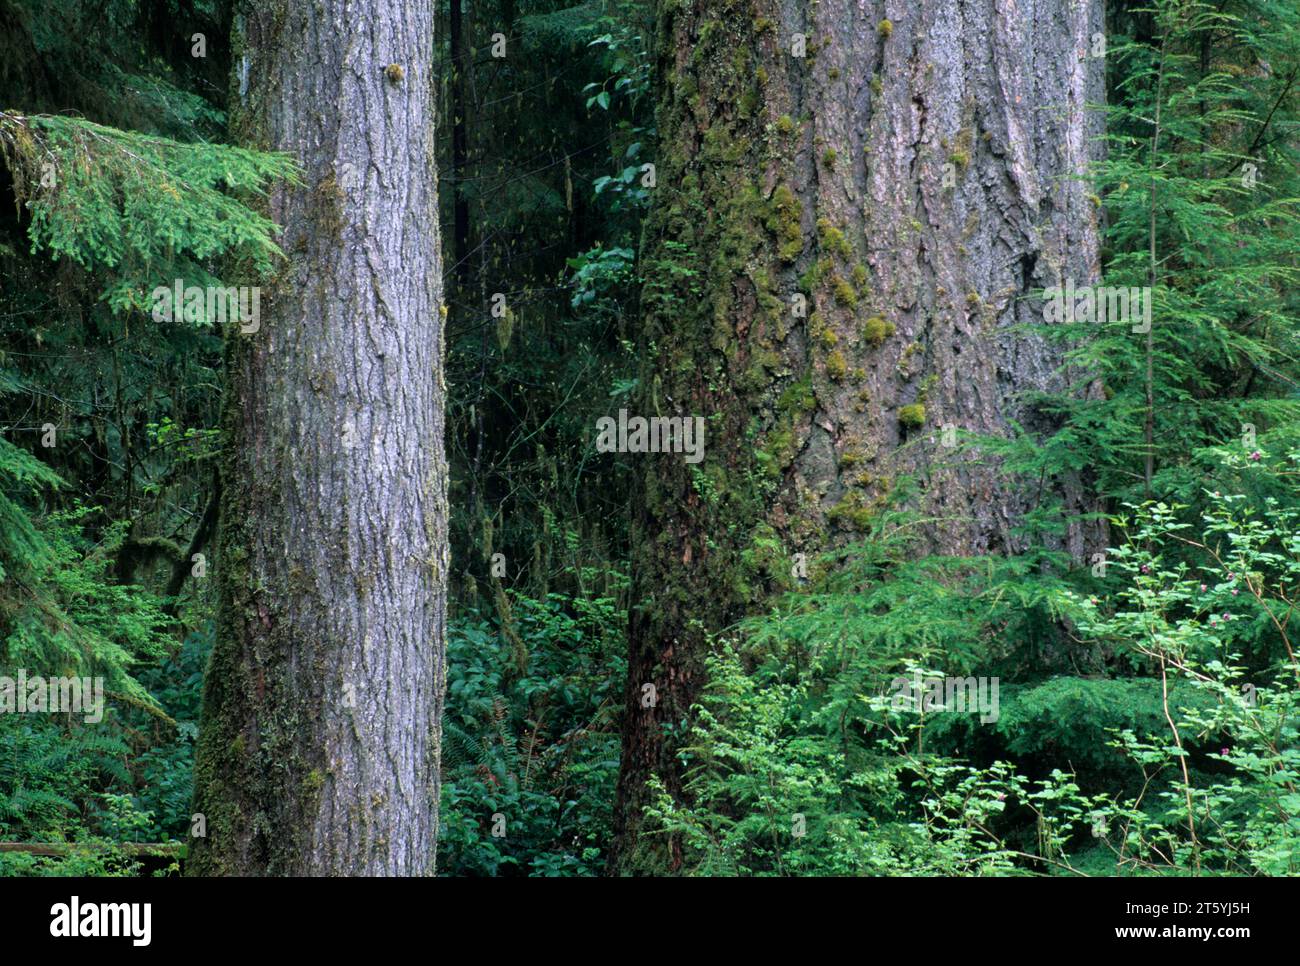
[1220,748,1229,756]
[1249,451,1261,461]
[1200,584,1207,592]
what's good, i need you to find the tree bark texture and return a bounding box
[189,0,448,876]
[614,0,1106,871]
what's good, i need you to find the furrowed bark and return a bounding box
[614,0,1105,872]
[189,0,448,876]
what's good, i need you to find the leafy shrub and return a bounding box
[438,585,626,876]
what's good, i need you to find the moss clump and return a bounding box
[864,315,895,346]
[757,427,793,474]
[817,217,852,259]
[754,16,776,34]
[950,127,974,170]
[800,257,833,292]
[825,350,848,381]
[738,521,789,596]
[777,376,816,415]
[828,492,876,529]
[918,374,939,403]
[898,345,921,376]
[765,426,794,458]
[877,19,893,38]
[736,346,782,393]
[870,73,883,96]
[899,403,927,429]
[766,185,803,262]
[851,264,869,289]
[698,19,724,46]
[776,114,795,135]
[832,275,857,308]
[822,148,838,169]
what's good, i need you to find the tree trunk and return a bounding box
[189,0,448,876]
[613,0,1105,872]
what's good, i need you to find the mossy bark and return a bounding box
[188,0,448,876]
[613,0,1105,872]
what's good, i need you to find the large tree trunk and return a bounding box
[613,0,1105,872]
[189,0,448,876]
